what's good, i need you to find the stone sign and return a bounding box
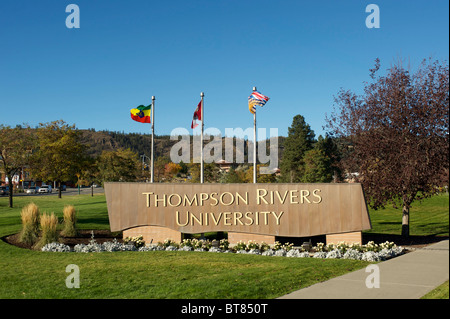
[105,183,371,244]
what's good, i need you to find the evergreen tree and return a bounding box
[280,115,315,182]
[301,135,340,183]
[222,167,243,183]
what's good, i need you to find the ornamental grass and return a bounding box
[60,205,77,237]
[19,203,40,245]
[35,212,59,250]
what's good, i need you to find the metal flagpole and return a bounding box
[253,87,257,184]
[200,92,204,184]
[150,96,155,183]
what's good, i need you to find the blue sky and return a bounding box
[0,0,448,139]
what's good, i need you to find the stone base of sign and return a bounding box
[123,226,182,244]
[326,231,362,245]
[228,232,276,245]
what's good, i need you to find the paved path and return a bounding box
[279,240,449,299]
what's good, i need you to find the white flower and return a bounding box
[343,249,363,260]
[313,252,327,258]
[326,249,343,259]
[362,251,381,262]
[41,242,71,252]
[262,249,275,256]
[274,249,287,257]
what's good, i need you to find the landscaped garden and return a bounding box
[0,192,448,299]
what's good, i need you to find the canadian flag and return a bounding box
[191,100,202,129]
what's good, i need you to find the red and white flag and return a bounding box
[191,100,202,129]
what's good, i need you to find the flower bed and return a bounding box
[41,236,406,261]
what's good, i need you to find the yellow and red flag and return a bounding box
[130,105,151,123]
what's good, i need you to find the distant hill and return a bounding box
[80,129,286,163]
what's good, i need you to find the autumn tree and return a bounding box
[165,162,182,179]
[0,125,36,207]
[154,156,170,182]
[96,148,141,183]
[31,121,89,198]
[326,58,449,237]
[243,165,277,183]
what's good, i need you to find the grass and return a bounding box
[18,203,40,245]
[0,246,368,299]
[365,193,449,237]
[0,192,448,299]
[421,281,449,299]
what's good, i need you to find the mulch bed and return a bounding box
[2,230,123,251]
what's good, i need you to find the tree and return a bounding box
[301,135,340,183]
[188,162,220,183]
[31,121,88,198]
[326,58,449,237]
[243,165,277,183]
[301,148,331,183]
[154,156,170,182]
[96,148,141,183]
[222,167,243,183]
[165,162,182,180]
[280,115,315,182]
[0,125,36,207]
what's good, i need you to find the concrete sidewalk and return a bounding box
[279,240,449,299]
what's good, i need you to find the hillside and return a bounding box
[80,129,286,163]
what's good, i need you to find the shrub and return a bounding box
[219,239,230,251]
[60,205,77,237]
[35,213,59,250]
[158,238,179,249]
[41,242,71,252]
[262,249,275,256]
[246,240,260,251]
[123,235,145,248]
[343,249,363,260]
[234,240,247,251]
[326,249,343,259]
[286,249,310,258]
[19,203,41,245]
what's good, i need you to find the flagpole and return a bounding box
[200,92,204,184]
[150,95,155,183]
[252,87,257,184]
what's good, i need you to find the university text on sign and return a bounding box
[142,188,322,227]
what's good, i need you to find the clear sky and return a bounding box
[0,0,448,139]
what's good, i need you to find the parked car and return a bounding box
[38,185,52,193]
[0,186,9,196]
[54,185,66,192]
[25,187,38,194]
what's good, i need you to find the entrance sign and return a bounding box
[105,183,371,238]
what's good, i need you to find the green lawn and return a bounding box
[0,192,448,299]
[365,193,449,237]
[421,281,449,299]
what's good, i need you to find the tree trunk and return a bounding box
[8,179,13,208]
[58,180,62,199]
[401,205,410,237]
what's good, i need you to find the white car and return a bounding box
[38,185,52,193]
[25,187,37,194]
